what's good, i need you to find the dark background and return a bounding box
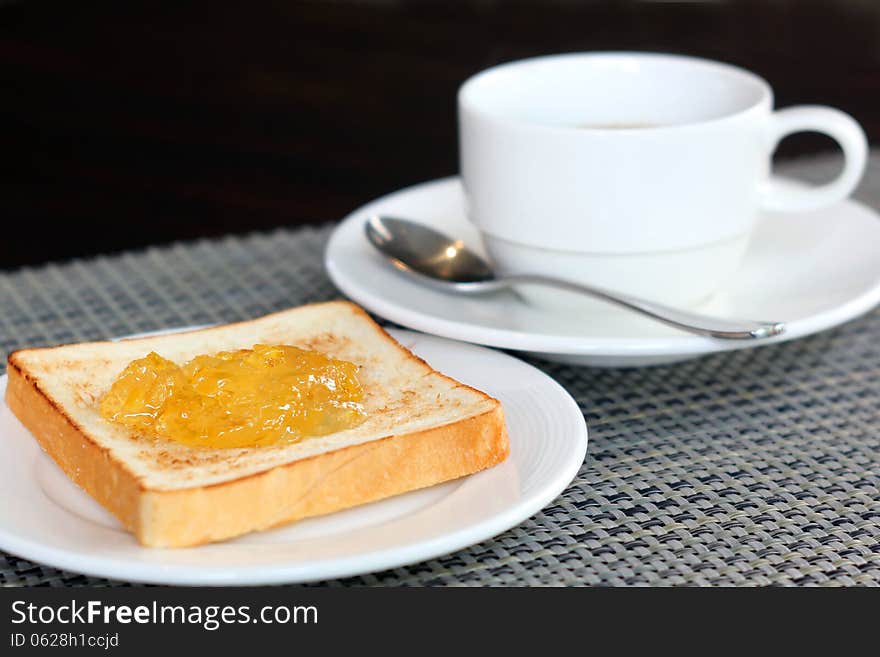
[1,0,878,269]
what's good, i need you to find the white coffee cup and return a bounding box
[458,52,867,310]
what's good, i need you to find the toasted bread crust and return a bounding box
[6,359,146,537]
[5,302,510,547]
[140,406,507,547]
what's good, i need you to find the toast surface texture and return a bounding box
[6,302,508,547]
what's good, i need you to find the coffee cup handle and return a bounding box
[761,106,867,212]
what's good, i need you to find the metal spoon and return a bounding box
[364,215,785,340]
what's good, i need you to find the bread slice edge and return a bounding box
[142,404,507,547]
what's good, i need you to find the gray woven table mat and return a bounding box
[2,152,879,587]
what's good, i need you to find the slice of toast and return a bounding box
[5,301,508,547]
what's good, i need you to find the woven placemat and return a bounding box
[2,153,879,587]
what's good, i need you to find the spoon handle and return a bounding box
[502,274,785,340]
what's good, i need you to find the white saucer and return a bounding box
[326,176,880,366]
[0,329,587,586]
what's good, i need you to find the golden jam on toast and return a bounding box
[99,344,367,449]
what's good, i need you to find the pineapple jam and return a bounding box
[99,345,367,449]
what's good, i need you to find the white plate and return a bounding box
[326,176,880,366]
[0,329,587,586]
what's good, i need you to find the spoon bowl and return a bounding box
[365,216,495,284]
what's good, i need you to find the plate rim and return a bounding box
[325,175,880,357]
[0,328,587,586]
